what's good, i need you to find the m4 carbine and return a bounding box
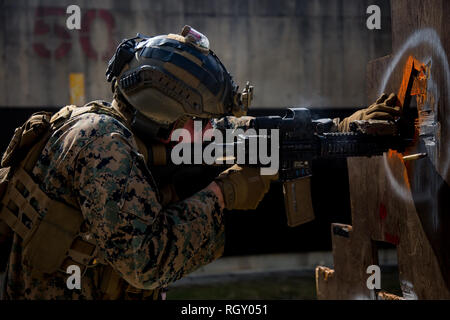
[237,107,405,179]
[148,107,411,227]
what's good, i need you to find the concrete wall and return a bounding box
[0,0,391,109]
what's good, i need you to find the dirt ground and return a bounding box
[167,270,403,300]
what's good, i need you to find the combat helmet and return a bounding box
[106,26,252,133]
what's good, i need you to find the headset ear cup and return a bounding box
[106,35,149,83]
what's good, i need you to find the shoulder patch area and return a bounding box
[64,112,132,144]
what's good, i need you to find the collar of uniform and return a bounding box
[111,98,136,128]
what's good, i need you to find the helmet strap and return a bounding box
[132,111,174,143]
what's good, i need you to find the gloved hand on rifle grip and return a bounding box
[338,93,401,132]
[215,165,277,210]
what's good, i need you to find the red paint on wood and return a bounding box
[54,23,69,39]
[97,9,116,61]
[54,42,72,59]
[32,6,116,61]
[33,20,50,35]
[379,203,387,220]
[32,43,51,58]
[384,232,400,245]
[79,36,98,60]
[35,6,64,17]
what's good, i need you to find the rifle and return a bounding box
[146,107,412,227]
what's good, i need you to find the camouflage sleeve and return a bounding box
[74,132,224,290]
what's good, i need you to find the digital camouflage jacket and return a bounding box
[4,102,225,299]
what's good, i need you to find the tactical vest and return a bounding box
[0,101,160,300]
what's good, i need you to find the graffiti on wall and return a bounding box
[32,6,116,61]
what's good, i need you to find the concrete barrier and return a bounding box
[0,0,391,109]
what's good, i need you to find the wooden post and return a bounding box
[316,0,450,299]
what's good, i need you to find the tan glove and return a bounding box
[338,93,401,132]
[215,165,277,210]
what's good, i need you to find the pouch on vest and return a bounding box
[0,110,86,274]
[0,112,53,270]
[0,166,15,273]
[0,112,52,209]
[0,103,158,299]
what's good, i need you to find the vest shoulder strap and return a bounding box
[50,101,148,162]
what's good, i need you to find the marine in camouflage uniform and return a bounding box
[0,25,400,299]
[0,25,272,300]
[4,100,227,299]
